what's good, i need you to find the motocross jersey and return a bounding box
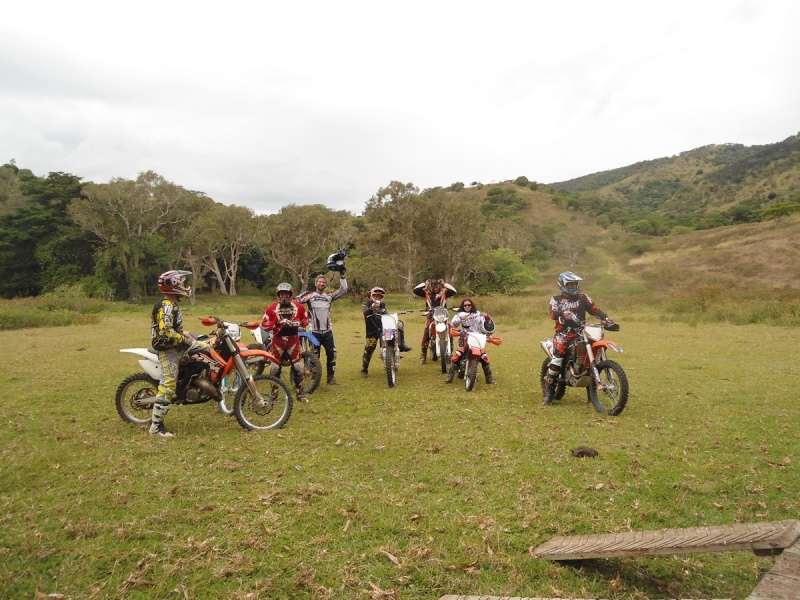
[549,292,607,334]
[413,281,457,309]
[295,277,348,333]
[450,310,486,333]
[363,300,386,338]
[151,299,186,351]
[261,301,309,337]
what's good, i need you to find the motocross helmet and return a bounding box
[479,315,496,335]
[158,270,192,296]
[429,278,442,292]
[558,271,583,297]
[369,286,386,301]
[276,282,294,305]
[326,251,346,272]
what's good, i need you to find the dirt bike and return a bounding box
[539,318,628,415]
[381,310,414,387]
[451,326,503,391]
[240,323,323,395]
[423,306,453,373]
[116,316,293,431]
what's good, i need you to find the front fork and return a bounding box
[233,353,266,403]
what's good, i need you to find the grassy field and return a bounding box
[1,292,798,599]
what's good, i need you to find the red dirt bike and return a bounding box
[116,316,293,431]
[451,326,503,392]
[539,318,628,415]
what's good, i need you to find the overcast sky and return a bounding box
[2,1,798,215]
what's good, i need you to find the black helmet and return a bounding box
[558,271,583,297]
[326,251,346,272]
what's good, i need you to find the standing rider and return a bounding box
[542,271,614,405]
[149,270,209,437]
[261,282,311,401]
[360,286,411,377]
[444,298,496,385]
[296,253,348,385]
[413,277,457,364]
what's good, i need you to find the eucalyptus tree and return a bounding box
[69,171,209,300]
[256,204,356,291]
[359,181,430,295]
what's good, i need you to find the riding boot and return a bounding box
[444,362,456,384]
[419,347,427,365]
[542,376,556,405]
[482,362,496,385]
[398,328,412,352]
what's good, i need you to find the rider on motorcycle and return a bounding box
[444,298,496,385]
[543,271,614,405]
[360,286,411,378]
[149,270,209,437]
[413,277,457,364]
[261,283,311,401]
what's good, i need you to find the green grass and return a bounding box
[1,294,797,599]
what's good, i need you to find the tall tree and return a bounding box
[69,171,206,300]
[256,204,355,291]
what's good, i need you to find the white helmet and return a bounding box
[558,271,583,297]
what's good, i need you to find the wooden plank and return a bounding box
[747,540,800,599]
[534,520,800,561]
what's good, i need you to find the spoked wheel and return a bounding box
[233,374,293,430]
[300,351,322,394]
[464,358,478,392]
[438,337,449,373]
[384,345,397,388]
[115,373,158,424]
[587,360,629,416]
[219,371,241,415]
[539,359,566,402]
[246,343,267,377]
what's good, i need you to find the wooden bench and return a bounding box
[440,520,800,600]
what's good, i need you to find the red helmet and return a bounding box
[369,286,386,301]
[158,270,192,296]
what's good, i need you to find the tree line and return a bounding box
[1,163,564,300]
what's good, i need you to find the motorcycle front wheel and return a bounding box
[233,374,293,430]
[587,360,629,416]
[539,358,567,402]
[384,344,397,388]
[438,336,449,373]
[115,373,158,425]
[464,358,478,392]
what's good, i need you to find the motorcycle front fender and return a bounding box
[592,340,624,354]
[300,330,321,347]
[435,322,447,333]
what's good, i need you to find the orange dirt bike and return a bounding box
[451,326,503,392]
[116,316,293,431]
[539,318,628,415]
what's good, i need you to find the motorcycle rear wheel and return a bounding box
[233,374,293,430]
[465,358,478,392]
[115,373,158,425]
[301,350,322,394]
[587,360,629,416]
[539,358,566,402]
[384,345,397,388]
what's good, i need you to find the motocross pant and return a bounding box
[152,346,183,424]
[312,330,337,380]
[546,331,575,381]
[362,337,378,373]
[270,335,306,391]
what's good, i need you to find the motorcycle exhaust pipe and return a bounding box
[191,376,223,402]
